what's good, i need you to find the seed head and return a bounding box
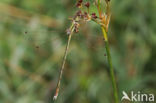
[73,21,80,33]
[78,0,83,3]
[84,2,90,8]
[83,12,91,21]
[76,3,81,8]
[76,10,84,18]
[76,0,83,8]
[91,13,98,19]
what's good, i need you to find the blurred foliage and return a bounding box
[0,0,156,103]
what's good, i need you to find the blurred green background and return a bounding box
[0,0,156,103]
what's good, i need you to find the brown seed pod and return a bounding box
[83,12,91,21]
[76,10,84,18]
[78,0,83,3]
[76,0,83,8]
[74,22,80,33]
[91,13,98,19]
[84,2,90,8]
[76,3,81,8]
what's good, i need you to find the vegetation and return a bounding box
[0,0,155,103]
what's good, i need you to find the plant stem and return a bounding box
[101,26,119,103]
[53,23,74,100]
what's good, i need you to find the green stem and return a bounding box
[101,27,119,103]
